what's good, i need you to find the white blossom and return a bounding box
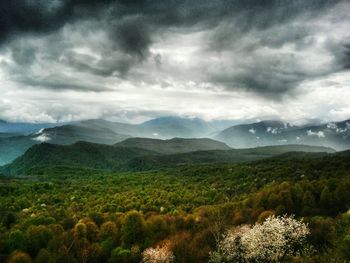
[210,215,310,263]
[142,244,175,263]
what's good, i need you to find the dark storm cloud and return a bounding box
[110,16,151,60]
[0,0,349,97]
[1,0,343,45]
[342,43,350,69]
[0,0,114,42]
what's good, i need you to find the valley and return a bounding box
[1,117,350,262]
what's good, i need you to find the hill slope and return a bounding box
[1,141,157,175]
[126,144,335,170]
[1,143,334,175]
[114,137,231,154]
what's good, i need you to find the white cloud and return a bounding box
[249,128,256,134]
[327,123,337,129]
[307,130,326,138]
[33,133,51,142]
[266,127,279,134]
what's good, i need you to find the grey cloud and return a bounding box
[110,16,152,60]
[17,73,111,92]
[61,50,135,77]
[342,43,350,69]
[1,0,343,45]
[1,0,349,97]
[202,1,350,97]
[207,54,307,96]
[11,43,37,65]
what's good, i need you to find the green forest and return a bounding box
[1,151,350,262]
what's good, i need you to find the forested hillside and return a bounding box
[1,151,350,262]
[1,142,334,175]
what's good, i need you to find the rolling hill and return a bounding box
[0,141,157,175]
[114,137,231,154]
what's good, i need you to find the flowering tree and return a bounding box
[142,244,175,263]
[210,215,310,263]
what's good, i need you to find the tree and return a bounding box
[320,187,332,212]
[210,215,310,263]
[7,251,32,263]
[302,191,316,215]
[109,247,132,263]
[74,222,87,240]
[35,249,54,263]
[4,212,16,229]
[7,230,27,252]
[121,211,145,247]
[99,221,118,242]
[26,225,53,257]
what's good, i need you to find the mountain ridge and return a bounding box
[114,137,231,154]
[0,142,335,176]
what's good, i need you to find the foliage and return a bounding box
[0,151,350,262]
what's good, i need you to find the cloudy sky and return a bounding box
[0,0,349,124]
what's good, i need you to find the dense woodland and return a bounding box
[1,151,350,262]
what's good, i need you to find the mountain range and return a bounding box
[216,119,350,150]
[0,119,62,134]
[0,116,349,167]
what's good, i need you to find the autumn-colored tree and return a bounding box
[121,211,145,247]
[7,251,32,263]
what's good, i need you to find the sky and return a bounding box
[0,0,349,124]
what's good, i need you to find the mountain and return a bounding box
[0,119,62,134]
[216,119,350,150]
[140,116,217,138]
[1,141,157,175]
[0,122,131,165]
[216,120,289,148]
[114,137,231,154]
[1,142,334,176]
